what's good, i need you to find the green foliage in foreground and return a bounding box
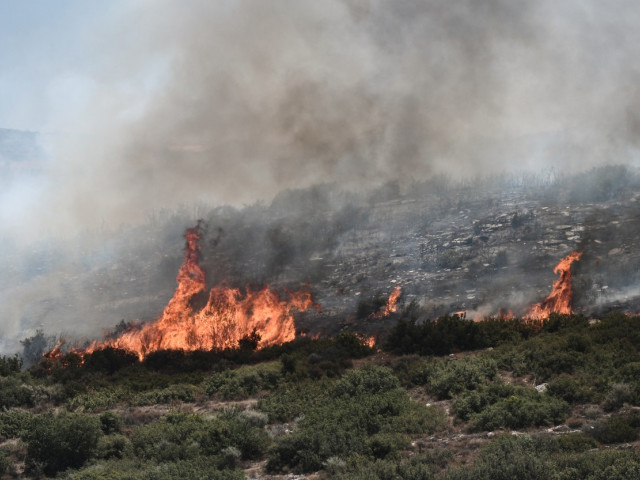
[132,410,269,463]
[263,366,444,473]
[61,458,245,480]
[23,412,103,477]
[444,434,640,480]
[10,313,640,478]
[453,381,569,430]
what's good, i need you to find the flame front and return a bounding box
[370,287,402,319]
[525,251,583,321]
[85,224,320,359]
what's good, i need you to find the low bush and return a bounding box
[133,384,199,405]
[0,355,22,376]
[96,434,132,460]
[203,362,281,400]
[453,381,569,430]
[426,357,498,400]
[0,408,34,438]
[0,376,34,408]
[0,449,8,477]
[265,366,443,473]
[100,411,123,435]
[546,376,592,404]
[132,410,269,464]
[23,412,103,477]
[66,388,128,412]
[588,416,639,444]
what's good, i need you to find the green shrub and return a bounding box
[0,376,34,408]
[203,362,282,399]
[337,454,435,480]
[427,357,497,400]
[23,412,103,477]
[132,410,269,463]
[602,383,634,412]
[0,355,22,376]
[133,383,199,405]
[453,381,569,430]
[0,408,34,438]
[99,411,123,435]
[266,366,443,473]
[0,449,8,477]
[366,433,409,459]
[83,348,138,374]
[556,433,598,452]
[589,416,639,444]
[446,435,549,480]
[60,458,245,480]
[96,434,132,460]
[546,376,591,404]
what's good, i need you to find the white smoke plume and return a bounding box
[12,0,640,236]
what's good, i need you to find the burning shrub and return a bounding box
[357,293,389,319]
[23,412,103,477]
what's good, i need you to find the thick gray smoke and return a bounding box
[4,0,640,355]
[30,0,640,235]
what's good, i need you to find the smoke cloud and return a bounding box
[4,1,640,354]
[25,0,640,235]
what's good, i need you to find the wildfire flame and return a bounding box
[370,287,402,319]
[362,335,377,348]
[525,251,583,321]
[83,224,320,359]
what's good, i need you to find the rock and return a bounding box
[535,383,548,393]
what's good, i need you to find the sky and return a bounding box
[1,0,640,240]
[0,1,107,131]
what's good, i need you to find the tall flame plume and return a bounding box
[369,286,401,319]
[525,251,583,321]
[84,223,320,359]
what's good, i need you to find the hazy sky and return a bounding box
[0,1,108,131]
[2,0,640,239]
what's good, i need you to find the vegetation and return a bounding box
[3,314,640,478]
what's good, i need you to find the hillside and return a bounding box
[2,313,640,478]
[4,164,640,353]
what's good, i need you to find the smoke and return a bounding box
[5,1,640,354]
[15,0,639,236]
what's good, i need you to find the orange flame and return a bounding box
[370,287,402,319]
[361,335,377,348]
[525,251,583,321]
[84,224,320,359]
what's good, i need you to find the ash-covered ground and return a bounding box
[3,164,639,353]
